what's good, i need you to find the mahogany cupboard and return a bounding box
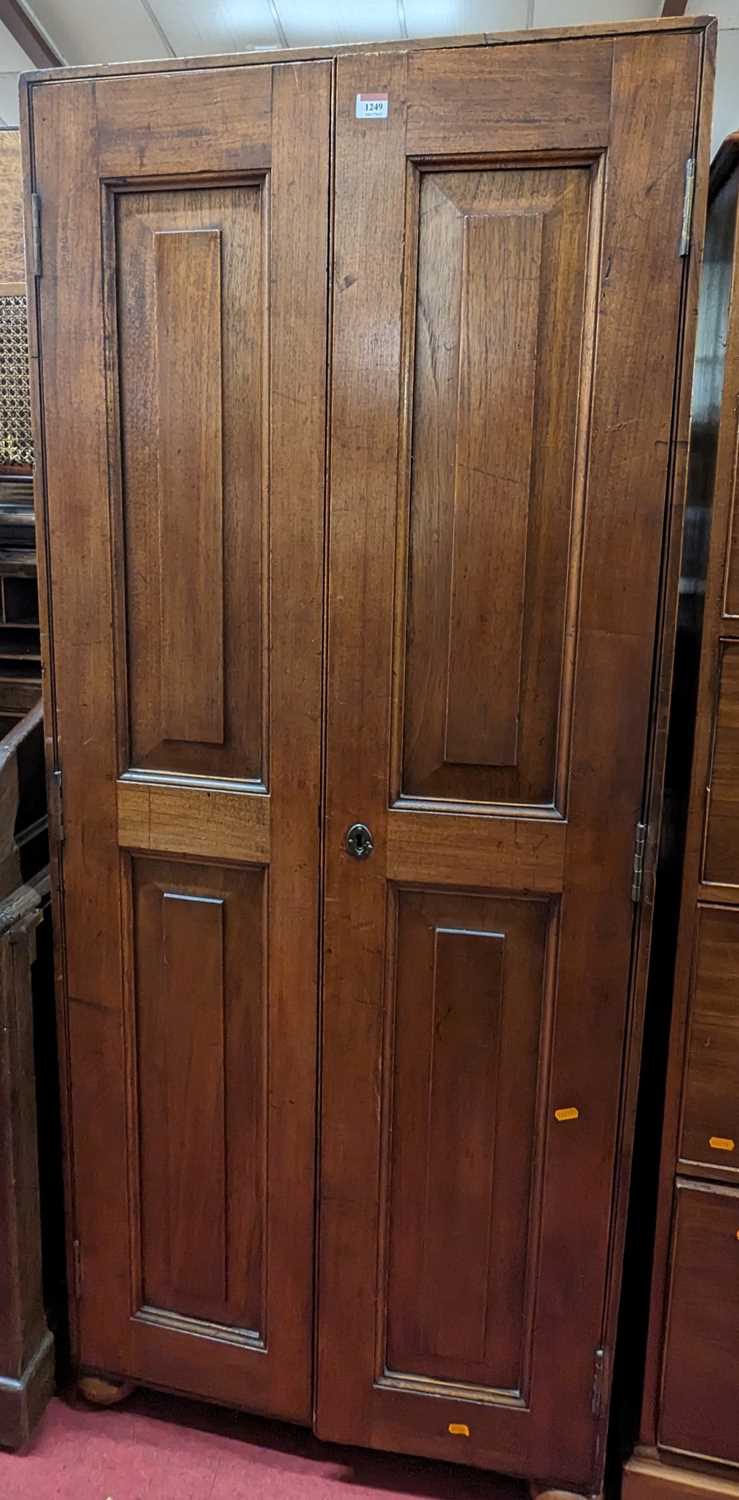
[21,17,714,1497]
[623,136,739,1500]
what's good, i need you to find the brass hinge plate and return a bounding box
[591,1345,607,1418]
[632,821,647,904]
[679,156,695,257]
[50,767,64,847]
[30,193,42,278]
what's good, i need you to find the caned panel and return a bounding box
[115,186,266,780]
[384,888,553,1393]
[133,857,267,1337]
[400,166,593,807]
[704,641,739,883]
[679,905,739,1173]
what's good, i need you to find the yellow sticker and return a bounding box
[554,1107,579,1122]
[448,1423,470,1437]
[709,1136,735,1152]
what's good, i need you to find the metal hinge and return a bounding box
[591,1346,607,1418]
[632,821,647,904]
[50,767,64,847]
[679,156,695,257]
[72,1239,83,1300]
[30,193,42,277]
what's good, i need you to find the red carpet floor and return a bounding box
[0,1388,528,1500]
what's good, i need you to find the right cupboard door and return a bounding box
[318,30,704,1488]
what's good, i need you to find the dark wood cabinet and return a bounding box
[22,17,714,1496]
[623,135,739,1500]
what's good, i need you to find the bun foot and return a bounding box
[77,1374,134,1407]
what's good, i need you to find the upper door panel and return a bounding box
[401,164,591,808]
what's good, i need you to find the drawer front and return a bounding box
[659,1181,739,1464]
[680,905,739,1174]
[704,641,739,885]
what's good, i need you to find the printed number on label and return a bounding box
[355,93,389,119]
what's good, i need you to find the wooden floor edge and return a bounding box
[624,1454,739,1500]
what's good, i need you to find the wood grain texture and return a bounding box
[405,42,612,155]
[0,130,24,286]
[721,406,739,615]
[632,137,739,1480]
[95,67,273,177]
[318,29,704,1491]
[385,891,550,1394]
[117,186,265,779]
[624,1455,739,1500]
[117,780,270,863]
[27,56,331,1423]
[679,905,739,1176]
[385,809,565,890]
[703,642,739,883]
[17,15,711,90]
[0,889,54,1448]
[444,210,541,769]
[134,859,266,1335]
[659,1182,739,1465]
[156,229,224,748]
[402,166,591,806]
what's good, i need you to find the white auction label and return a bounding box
[355,92,389,119]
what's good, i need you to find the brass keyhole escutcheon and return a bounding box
[345,822,374,860]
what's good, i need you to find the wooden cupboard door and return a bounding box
[659,1182,739,1465]
[318,32,702,1486]
[27,60,330,1419]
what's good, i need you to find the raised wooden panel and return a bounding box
[400,166,593,807]
[133,857,266,1336]
[703,641,739,884]
[679,905,739,1174]
[156,229,224,747]
[444,211,541,768]
[721,408,739,616]
[115,185,266,780]
[384,889,552,1393]
[659,1182,739,1465]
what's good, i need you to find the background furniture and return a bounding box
[0,130,40,728]
[23,17,714,1497]
[623,133,739,1500]
[0,701,54,1448]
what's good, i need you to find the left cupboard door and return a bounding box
[23,60,330,1420]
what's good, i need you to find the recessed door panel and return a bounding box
[133,857,266,1336]
[679,904,739,1174]
[703,641,739,884]
[402,167,591,807]
[385,889,553,1394]
[659,1182,739,1465]
[117,186,267,779]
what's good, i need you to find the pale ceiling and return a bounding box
[0,1,736,150]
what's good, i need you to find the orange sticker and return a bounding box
[448,1424,470,1437]
[554,1107,579,1122]
[709,1136,735,1152]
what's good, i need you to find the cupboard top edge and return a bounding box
[19,14,717,93]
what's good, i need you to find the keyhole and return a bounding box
[345,822,374,859]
